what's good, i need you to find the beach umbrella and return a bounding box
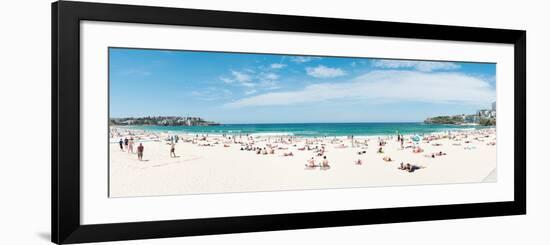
[412,135,421,144]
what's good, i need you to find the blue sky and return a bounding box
[109,48,496,123]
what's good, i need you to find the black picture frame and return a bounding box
[52,1,526,244]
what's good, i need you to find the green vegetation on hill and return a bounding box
[479,118,496,126]
[424,116,464,125]
[110,116,220,126]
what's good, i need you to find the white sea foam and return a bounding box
[250,132,295,137]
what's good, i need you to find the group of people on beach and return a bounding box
[366,133,424,173]
[198,133,419,172]
[235,135,331,169]
[305,156,330,169]
[117,136,179,161]
[235,135,302,157]
[118,137,145,161]
[245,137,331,169]
[111,127,496,176]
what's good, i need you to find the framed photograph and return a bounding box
[52,1,526,244]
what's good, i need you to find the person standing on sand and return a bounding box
[128,137,134,154]
[137,143,144,161]
[118,138,123,151]
[170,143,177,158]
[124,137,129,151]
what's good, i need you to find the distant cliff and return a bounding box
[110,116,220,126]
[425,113,496,126]
[424,116,464,125]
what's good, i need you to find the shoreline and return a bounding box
[109,124,494,141]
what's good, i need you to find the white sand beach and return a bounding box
[109,127,497,198]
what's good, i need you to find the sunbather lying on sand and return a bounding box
[398,162,406,170]
[398,162,423,173]
[412,147,424,153]
[435,151,446,156]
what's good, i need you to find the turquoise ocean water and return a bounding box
[125,123,492,137]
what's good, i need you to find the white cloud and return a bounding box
[231,70,252,82]
[306,65,346,78]
[221,70,256,87]
[241,82,256,88]
[222,70,280,90]
[270,63,286,69]
[262,72,279,80]
[224,70,494,108]
[220,77,234,84]
[190,88,233,101]
[290,56,319,63]
[244,89,257,95]
[259,80,280,90]
[371,60,460,72]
